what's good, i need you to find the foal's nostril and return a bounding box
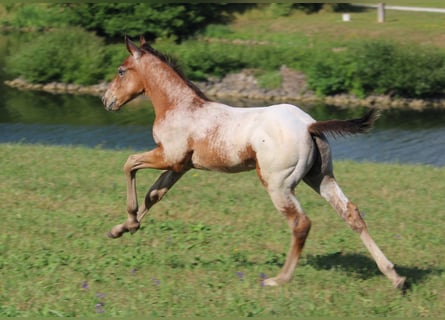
[106,100,116,111]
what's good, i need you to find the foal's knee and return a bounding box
[344,202,366,233]
[123,156,133,174]
[123,154,141,176]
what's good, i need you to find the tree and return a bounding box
[60,3,248,42]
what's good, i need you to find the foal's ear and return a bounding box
[125,36,142,60]
[139,35,147,47]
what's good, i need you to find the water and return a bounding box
[1,89,444,167]
[1,33,444,167]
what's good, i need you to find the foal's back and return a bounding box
[187,102,317,173]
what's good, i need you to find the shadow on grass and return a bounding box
[304,252,442,290]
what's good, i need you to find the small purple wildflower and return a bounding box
[236,271,245,281]
[81,281,89,290]
[95,302,105,314]
[151,277,161,286]
[131,268,138,274]
[95,293,106,313]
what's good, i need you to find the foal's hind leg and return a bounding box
[137,170,186,223]
[262,185,311,286]
[305,174,406,289]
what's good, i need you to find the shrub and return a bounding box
[303,41,445,98]
[154,40,305,81]
[6,27,107,85]
[303,48,357,96]
[350,41,445,98]
[0,4,68,30]
[267,3,295,17]
[2,4,251,42]
[155,40,249,80]
[102,43,129,82]
[200,24,234,38]
[60,3,247,42]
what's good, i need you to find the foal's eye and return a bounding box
[118,68,126,77]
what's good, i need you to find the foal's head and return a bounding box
[102,36,147,111]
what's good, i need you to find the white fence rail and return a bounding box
[356,4,445,14]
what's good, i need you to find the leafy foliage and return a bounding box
[3,4,445,99]
[0,4,68,30]
[154,39,306,81]
[304,48,356,96]
[351,41,445,98]
[58,3,246,42]
[5,27,445,99]
[305,42,445,98]
[5,28,106,85]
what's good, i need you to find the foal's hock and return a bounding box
[102,36,405,289]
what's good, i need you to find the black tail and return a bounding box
[308,109,380,139]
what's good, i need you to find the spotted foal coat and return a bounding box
[102,36,405,289]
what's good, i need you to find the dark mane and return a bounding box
[141,43,210,101]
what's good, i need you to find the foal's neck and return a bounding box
[142,56,206,117]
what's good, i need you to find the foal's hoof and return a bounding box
[107,231,120,239]
[262,277,286,287]
[107,224,125,239]
[263,278,279,287]
[108,224,129,239]
[393,276,407,290]
[107,222,140,239]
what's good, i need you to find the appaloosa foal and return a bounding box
[102,36,405,288]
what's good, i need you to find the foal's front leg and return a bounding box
[108,147,176,238]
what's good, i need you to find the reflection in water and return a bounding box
[330,128,445,166]
[0,123,152,150]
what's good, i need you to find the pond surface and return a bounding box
[1,33,444,167]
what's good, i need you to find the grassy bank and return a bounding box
[224,5,445,49]
[1,143,444,317]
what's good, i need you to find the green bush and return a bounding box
[2,4,250,42]
[5,25,445,100]
[201,24,234,38]
[6,28,107,85]
[303,41,445,98]
[155,40,305,81]
[267,3,295,17]
[0,4,68,30]
[155,41,249,80]
[102,43,130,82]
[352,41,445,98]
[303,48,360,96]
[60,3,246,42]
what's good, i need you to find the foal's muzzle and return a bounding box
[102,92,118,112]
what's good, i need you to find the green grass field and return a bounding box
[209,5,445,50]
[1,143,444,317]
